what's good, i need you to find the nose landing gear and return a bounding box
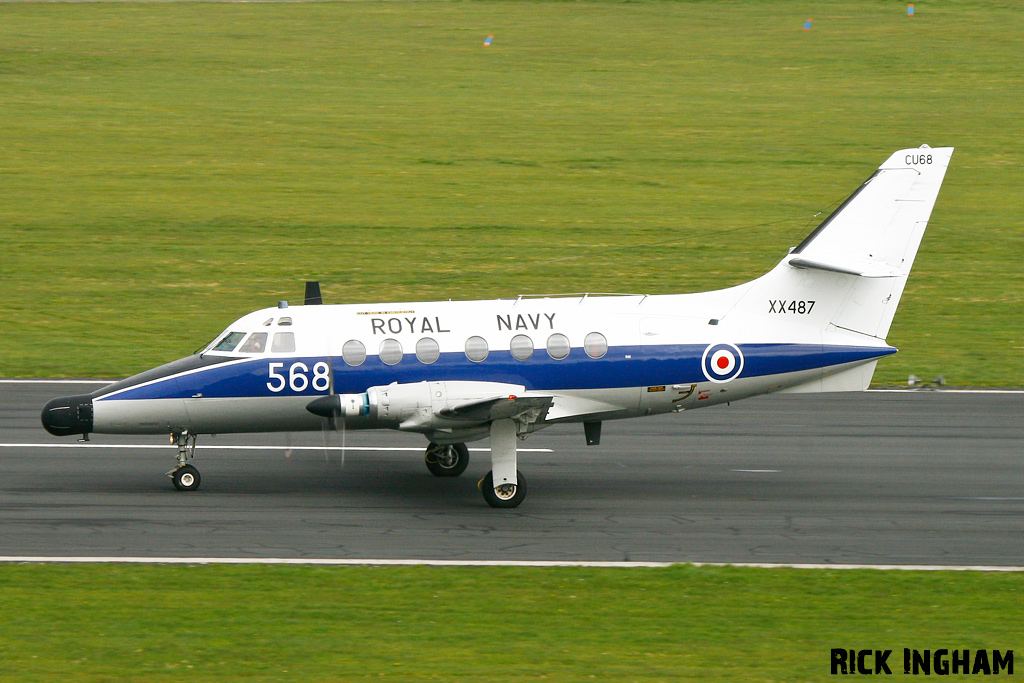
[172,464,201,491]
[166,431,201,491]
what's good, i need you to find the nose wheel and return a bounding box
[172,464,201,491]
[166,431,202,491]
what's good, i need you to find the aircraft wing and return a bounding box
[439,395,553,424]
[440,392,621,425]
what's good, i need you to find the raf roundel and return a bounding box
[701,343,744,383]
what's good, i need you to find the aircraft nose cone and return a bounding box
[41,394,94,437]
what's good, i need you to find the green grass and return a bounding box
[1,0,1022,383]
[0,563,1020,681]
[2,7,1021,677]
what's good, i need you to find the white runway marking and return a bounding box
[0,557,1021,571]
[0,379,112,384]
[0,443,553,453]
[869,388,1022,394]
[731,469,780,473]
[5,378,1020,393]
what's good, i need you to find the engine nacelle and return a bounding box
[307,381,526,433]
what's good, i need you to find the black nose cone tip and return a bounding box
[41,394,94,437]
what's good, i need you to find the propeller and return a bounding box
[300,280,349,466]
[282,281,324,462]
[318,354,345,468]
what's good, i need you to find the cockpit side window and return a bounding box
[272,332,296,353]
[213,331,246,352]
[239,332,268,354]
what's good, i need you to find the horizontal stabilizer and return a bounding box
[788,256,902,278]
[778,360,879,394]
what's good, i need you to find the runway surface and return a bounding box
[3,381,1022,566]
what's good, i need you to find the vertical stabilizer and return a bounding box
[789,146,953,338]
[729,146,953,342]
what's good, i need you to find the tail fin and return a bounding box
[730,146,953,341]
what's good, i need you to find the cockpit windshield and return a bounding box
[204,321,298,356]
[238,332,268,354]
[212,331,246,352]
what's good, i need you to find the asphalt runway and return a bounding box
[2,381,1022,566]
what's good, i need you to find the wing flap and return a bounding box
[439,395,553,424]
[440,392,622,425]
[544,395,623,422]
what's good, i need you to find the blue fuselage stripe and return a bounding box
[96,344,895,402]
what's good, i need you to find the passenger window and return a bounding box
[239,332,268,353]
[272,332,296,353]
[342,340,366,366]
[416,338,440,364]
[213,331,246,352]
[379,338,403,365]
[465,336,489,362]
[546,333,570,360]
[584,332,608,359]
[510,334,534,361]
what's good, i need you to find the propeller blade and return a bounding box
[319,351,341,466]
[320,416,331,463]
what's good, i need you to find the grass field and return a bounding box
[0,563,1020,681]
[1,0,1022,383]
[1,4,1021,680]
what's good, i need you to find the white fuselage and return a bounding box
[87,288,892,440]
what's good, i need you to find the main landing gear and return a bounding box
[167,431,201,491]
[424,442,470,477]
[424,420,528,508]
[478,470,527,508]
[480,418,526,508]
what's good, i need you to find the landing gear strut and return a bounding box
[424,442,470,477]
[480,418,527,508]
[167,431,201,491]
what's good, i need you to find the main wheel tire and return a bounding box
[425,443,470,477]
[172,464,201,491]
[479,470,527,508]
